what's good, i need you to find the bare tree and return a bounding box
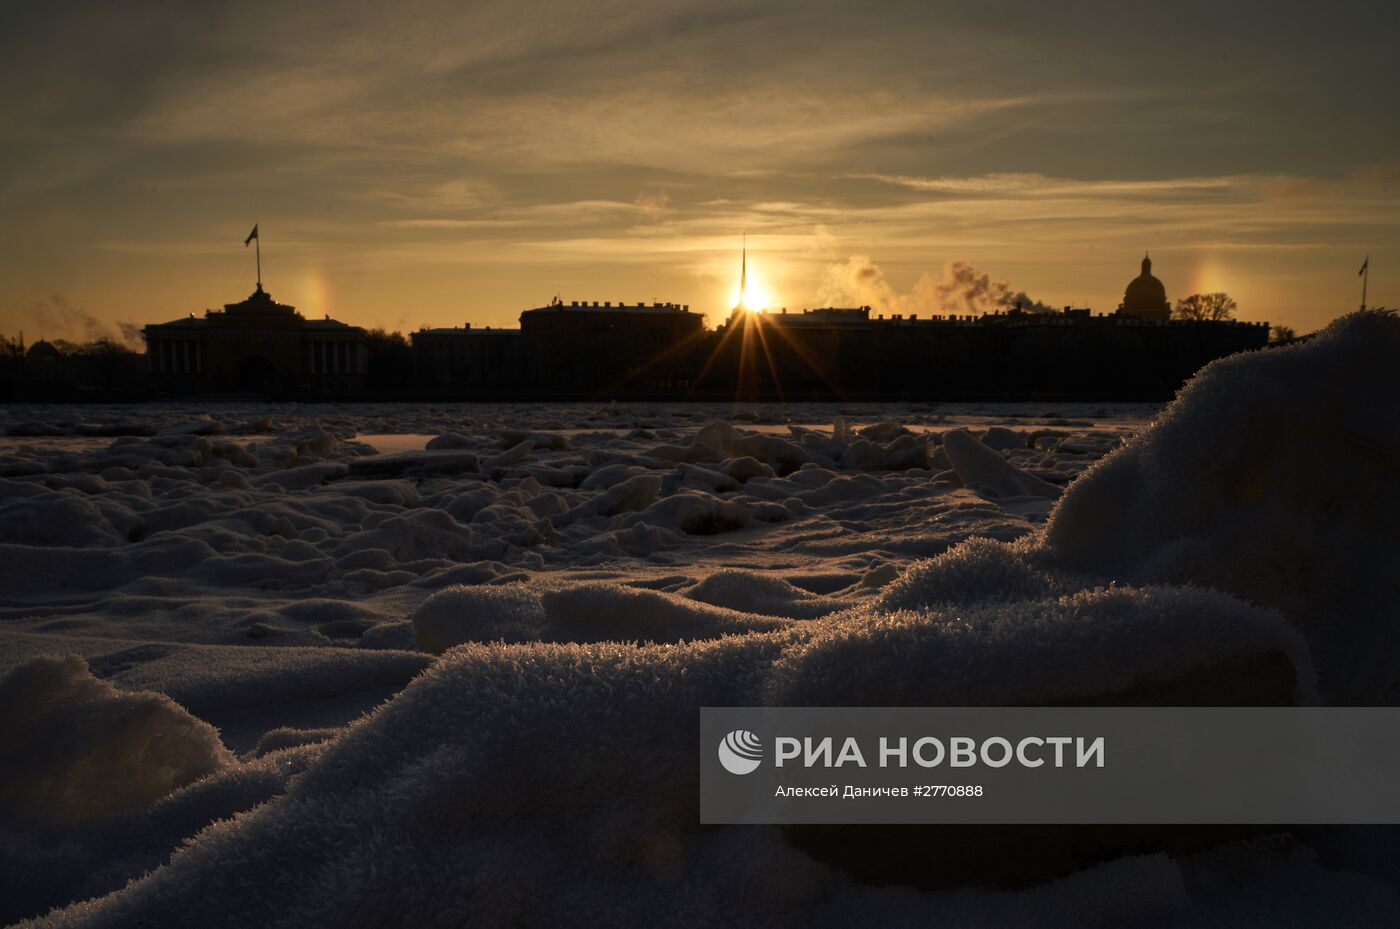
[1173,292,1237,321]
[1270,324,1297,343]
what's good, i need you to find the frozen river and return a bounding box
[4,308,1397,929]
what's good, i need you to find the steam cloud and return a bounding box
[818,256,1054,317]
[22,295,143,349]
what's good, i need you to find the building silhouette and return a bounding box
[516,298,706,394]
[24,340,63,385]
[136,254,1268,401]
[411,324,522,391]
[1117,254,1172,320]
[142,284,369,393]
[680,253,1264,400]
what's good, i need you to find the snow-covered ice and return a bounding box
[2,311,1399,926]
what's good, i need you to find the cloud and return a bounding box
[367,178,501,213]
[633,191,670,215]
[856,172,1247,201]
[818,256,1053,316]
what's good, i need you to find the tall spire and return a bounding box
[740,233,747,309]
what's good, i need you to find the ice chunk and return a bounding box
[323,480,419,506]
[348,450,480,478]
[499,429,570,451]
[856,421,909,441]
[334,509,474,562]
[442,485,499,523]
[943,428,1062,499]
[579,463,647,491]
[694,419,738,453]
[978,426,1027,450]
[561,473,662,522]
[0,655,231,825]
[627,490,764,535]
[673,462,741,493]
[731,433,807,474]
[280,422,337,458]
[156,418,221,437]
[721,455,775,483]
[482,438,534,470]
[470,503,554,547]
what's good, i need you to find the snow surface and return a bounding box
[2,312,1399,926]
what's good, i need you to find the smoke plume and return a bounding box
[22,295,143,349]
[818,256,1053,317]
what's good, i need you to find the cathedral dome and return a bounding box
[1118,254,1171,320]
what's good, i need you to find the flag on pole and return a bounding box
[245,224,259,246]
[1359,256,1369,276]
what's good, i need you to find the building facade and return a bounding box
[411,324,523,391]
[516,298,707,394]
[143,285,368,394]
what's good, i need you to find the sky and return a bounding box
[1,0,1397,345]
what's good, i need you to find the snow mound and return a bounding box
[685,569,850,619]
[0,655,232,826]
[1043,309,1400,701]
[539,583,789,641]
[0,490,123,547]
[35,583,1323,926]
[769,585,1312,707]
[413,584,548,652]
[877,537,1058,609]
[413,581,789,652]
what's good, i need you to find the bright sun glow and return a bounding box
[729,271,776,311]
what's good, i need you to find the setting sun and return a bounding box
[727,237,778,311]
[730,271,776,311]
